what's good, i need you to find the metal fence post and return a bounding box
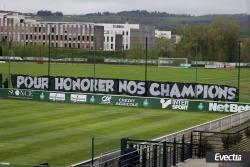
[173,138,177,166]
[182,134,185,162]
[190,132,193,158]
[163,141,167,167]
[153,145,158,167]
[120,138,127,155]
[198,132,202,158]
[142,148,147,167]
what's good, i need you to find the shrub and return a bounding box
[245,128,250,138]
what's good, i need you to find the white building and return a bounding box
[99,23,155,51]
[155,30,172,39]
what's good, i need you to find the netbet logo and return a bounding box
[209,103,250,112]
[215,153,242,162]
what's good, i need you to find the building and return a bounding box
[0,12,155,51]
[155,30,172,39]
[0,12,104,50]
[99,23,155,51]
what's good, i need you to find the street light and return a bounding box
[237,40,241,101]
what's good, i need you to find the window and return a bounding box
[78,43,80,48]
[65,35,67,40]
[91,36,94,41]
[78,36,80,41]
[69,43,71,48]
[30,35,32,40]
[107,37,109,42]
[56,35,58,41]
[111,44,113,49]
[82,36,85,41]
[43,42,45,46]
[34,27,37,32]
[43,35,45,40]
[51,27,55,33]
[122,31,124,35]
[39,27,41,32]
[39,35,41,40]
[111,37,113,42]
[73,43,75,48]
[60,35,63,40]
[26,34,28,40]
[126,31,129,35]
[52,35,54,40]
[34,36,37,40]
[64,43,67,47]
[87,36,89,41]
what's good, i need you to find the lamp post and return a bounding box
[237,40,241,100]
[144,37,148,96]
[48,33,51,90]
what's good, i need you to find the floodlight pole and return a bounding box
[237,40,241,99]
[8,40,12,88]
[195,45,198,83]
[144,37,148,96]
[91,137,95,166]
[48,34,51,90]
[93,37,96,93]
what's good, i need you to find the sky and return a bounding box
[0,0,249,15]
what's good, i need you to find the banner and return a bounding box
[0,89,249,112]
[11,74,239,101]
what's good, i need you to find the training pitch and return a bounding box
[0,99,228,166]
[0,62,249,166]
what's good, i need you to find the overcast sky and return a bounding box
[1,0,249,15]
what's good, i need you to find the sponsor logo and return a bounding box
[143,99,149,107]
[206,152,248,163]
[40,93,45,100]
[90,96,95,103]
[49,93,65,101]
[115,98,139,107]
[70,94,87,103]
[160,99,189,110]
[209,103,250,112]
[8,89,33,99]
[101,95,112,104]
[198,103,205,111]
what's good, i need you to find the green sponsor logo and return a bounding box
[90,96,95,103]
[143,99,149,107]
[198,103,204,111]
[40,93,45,100]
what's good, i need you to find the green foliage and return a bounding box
[244,128,250,138]
[221,133,242,150]
[176,17,240,62]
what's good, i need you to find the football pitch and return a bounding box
[0,99,228,166]
[0,62,249,166]
[0,62,250,101]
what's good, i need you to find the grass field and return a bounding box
[0,62,250,102]
[0,99,229,166]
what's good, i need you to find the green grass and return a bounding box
[0,99,228,166]
[0,62,250,102]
